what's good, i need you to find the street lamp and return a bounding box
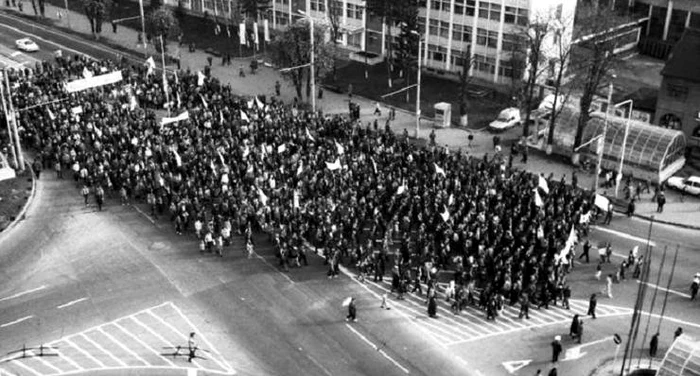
[593,80,615,193]
[138,0,148,55]
[409,30,423,139]
[614,99,634,197]
[297,10,316,114]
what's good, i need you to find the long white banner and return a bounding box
[65,71,123,93]
[161,111,189,126]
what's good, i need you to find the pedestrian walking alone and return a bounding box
[187,332,197,362]
[346,298,357,322]
[551,336,562,362]
[579,240,590,263]
[587,293,597,319]
[81,185,90,206]
[650,333,659,357]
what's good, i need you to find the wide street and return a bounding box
[0,7,699,376]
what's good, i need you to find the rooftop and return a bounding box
[662,28,700,82]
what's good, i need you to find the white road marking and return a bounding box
[27,349,64,374]
[0,285,46,302]
[144,310,206,370]
[0,315,33,328]
[168,303,236,374]
[112,322,177,367]
[119,234,187,296]
[345,324,410,374]
[57,297,89,309]
[62,338,106,368]
[304,351,333,376]
[129,315,191,364]
[592,226,657,247]
[131,204,156,224]
[638,311,700,330]
[97,327,149,365]
[0,368,17,376]
[0,22,91,58]
[11,360,42,376]
[637,280,691,298]
[80,333,128,367]
[502,359,532,374]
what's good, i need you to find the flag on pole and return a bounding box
[448,193,454,206]
[47,108,55,120]
[537,224,544,239]
[219,110,224,124]
[296,161,303,176]
[293,190,300,209]
[538,175,550,194]
[253,22,260,49]
[172,148,182,167]
[335,141,345,155]
[247,98,254,109]
[440,206,450,222]
[199,94,208,109]
[257,187,269,206]
[434,163,446,177]
[397,180,407,195]
[534,189,544,207]
[240,110,250,122]
[277,144,286,153]
[263,19,270,42]
[239,23,246,45]
[370,157,377,174]
[197,71,205,86]
[326,159,341,171]
[305,128,315,142]
[176,91,182,109]
[145,57,156,76]
[255,96,264,109]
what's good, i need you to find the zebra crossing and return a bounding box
[0,302,235,376]
[361,277,633,347]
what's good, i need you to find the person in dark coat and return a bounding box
[587,293,597,319]
[650,333,659,357]
[548,367,558,376]
[346,298,357,322]
[569,314,580,338]
[551,336,562,362]
[428,296,437,318]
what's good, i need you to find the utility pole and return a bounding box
[0,71,18,169]
[3,70,23,171]
[138,0,148,56]
[297,10,315,113]
[64,0,71,28]
[593,81,614,193]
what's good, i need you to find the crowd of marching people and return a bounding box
[8,53,600,320]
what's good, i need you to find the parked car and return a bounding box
[666,175,700,196]
[15,38,39,52]
[489,108,521,131]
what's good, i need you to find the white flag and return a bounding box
[335,141,345,155]
[243,145,250,158]
[296,161,303,176]
[538,175,550,194]
[197,71,205,86]
[448,193,454,206]
[129,93,138,111]
[247,99,254,109]
[326,158,341,171]
[579,211,591,224]
[219,110,224,124]
[397,180,407,195]
[305,127,315,142]
[537,224,544,239]
[594,194,610,211]
[257,187,269,206]
[172,148,182,167]
[264,19,270,42]
[161,110,190,126]
[370,157,377,173]
[47,108,55,120]
[434,163,446,177]
[440,206,450,222]
[145,57,156,76]
[200,94,208,109]
[293,190,300,209]
[277,144,286,153]
[240,110,250,122]
[255,96,264,109]
[253,22,260,48]
[239,23,246,45]
[82,67,93,78]
[534,189,544,207]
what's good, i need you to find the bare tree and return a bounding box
[457,50,476,126]
[520,21,549,141]
[570,3,624,164]
[545,21,576,155]
[327,0,343,81]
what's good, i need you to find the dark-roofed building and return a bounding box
[654,27,700,141]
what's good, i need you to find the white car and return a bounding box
[489,108,521,131]
[666,175,700,196]
[15,38,39,52]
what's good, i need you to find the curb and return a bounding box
[632,212,700,231]
[0,158,37,240]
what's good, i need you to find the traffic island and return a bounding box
[0,168,33,233]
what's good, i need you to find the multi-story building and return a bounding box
[365,0,577,84]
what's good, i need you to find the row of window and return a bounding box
[422,19,525,52]
[423,0,528,26]
[275,0,362,20]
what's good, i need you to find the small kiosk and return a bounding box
[433,102,451,128]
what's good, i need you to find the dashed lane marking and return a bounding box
[56,297,88,309]
[0,285,46,303]
[0,301,235,375]
[345,324,410,374]
[0,315,33,328]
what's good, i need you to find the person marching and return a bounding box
[81,184,90,206]
[587,293,597,319]
[691,273,699,301]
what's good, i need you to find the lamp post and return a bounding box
[138,0,147,55]
[297,10,316,114]
[593,80,614,193]
[614,99,634,197]
[410,30,423,139]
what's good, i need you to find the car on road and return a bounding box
[489,108,521,131]
[666,175,700,196]
[15,38,39,52]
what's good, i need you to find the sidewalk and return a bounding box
[9,3,700,230]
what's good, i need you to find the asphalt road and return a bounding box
[0,10,699,376]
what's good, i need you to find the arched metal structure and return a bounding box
[582,113,687,183]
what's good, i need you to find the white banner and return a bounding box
[254,22,260,47]
[239,23,246,45]
[161,111,190,126]
[65,71,123,93]
[264,19,270,42]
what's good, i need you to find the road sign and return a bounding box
[502,359,532,374]
[613,334,621,344]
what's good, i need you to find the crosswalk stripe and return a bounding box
[80,333,128,367]
[129,315,187,359]
[379,299,465,342]
[97,327,149,366]
[10,360,41,376]
[144,310,206,370]
[53,348,85,371]
[112,322,177,367]
[0,368,17,376]
[26,350,64,374]
[61,338,106,368]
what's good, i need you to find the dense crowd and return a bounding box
[8,54,596,318]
